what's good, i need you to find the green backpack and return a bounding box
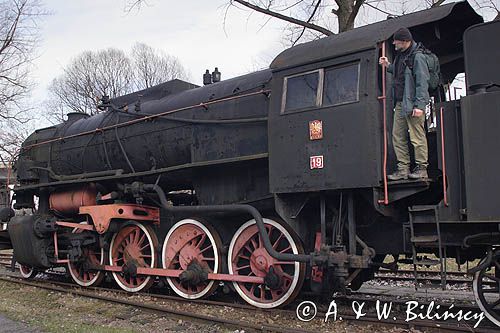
[406,42,441,92]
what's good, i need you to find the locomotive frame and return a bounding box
[2,0,500,325]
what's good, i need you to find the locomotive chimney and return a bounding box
[66,112,90,123]
[203,69,212,85]
[212,67,221,83]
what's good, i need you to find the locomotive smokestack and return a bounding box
[66,112,90,123]
[203,70,212,85]
[212,67,221,83]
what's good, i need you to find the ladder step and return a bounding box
[408,205,437,212]
[415,259,441,266]
[411,235,439,243]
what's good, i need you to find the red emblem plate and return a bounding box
[309,120,323,140]
[310,155,324,169]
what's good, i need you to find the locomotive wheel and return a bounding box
[109,221,158,292]
[162,218,222,299]
[228,218,305,308]
[19,264,36,279]
[473,250,500,327]
[67,223,105,287]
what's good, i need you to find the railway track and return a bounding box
[0,275,310,333]
[0,270,498,332]
[374,271,473,286]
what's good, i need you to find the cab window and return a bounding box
[323,63,360,106]
[282,70,322,113]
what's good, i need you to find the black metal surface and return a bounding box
[8,215,52,268]
[193,159,270,205]
[464,20,500,93]
[110,79,199,107]
[269,50,381,193]
[0,208,14,222]
[0,230,11,251]
[17,71,271,200]
[460,91,500,221]
[435,101,466,222]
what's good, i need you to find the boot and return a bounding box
[408,165,428,179]
[387,167,409,181]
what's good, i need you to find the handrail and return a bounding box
[440,106,448,206]
[377,41,389,205]
[21,89,271,151]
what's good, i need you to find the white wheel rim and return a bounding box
[162,219,219,299]
[473,270,500,327]
[109,221,156,292]
[228,218,301,309]
[19,265,34,279]
[67,222,104,287]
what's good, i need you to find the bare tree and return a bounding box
[0,0,43,120]
[47,43,189,122]
[47,48,133,120]
[224,0,452,45]
[131,42,188,90]
[0,0,45,163]
[470,0,500,20]
[0,122,29,166]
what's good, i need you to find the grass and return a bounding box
[0,279,140,333]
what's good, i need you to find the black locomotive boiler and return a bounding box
[2,1,500,324]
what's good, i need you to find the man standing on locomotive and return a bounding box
[379,28,429,180]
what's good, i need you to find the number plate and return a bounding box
[310,155,324,169]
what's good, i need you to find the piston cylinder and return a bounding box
[49,183,97,215]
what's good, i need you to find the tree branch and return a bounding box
[431,0,446,8]
[364,2,399,17]
[292,0,323,45]
[231,0,334,36]
[347,0,366,29]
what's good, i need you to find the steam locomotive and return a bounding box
[1,1,500,325]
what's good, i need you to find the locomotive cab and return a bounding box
[268,1,482,202]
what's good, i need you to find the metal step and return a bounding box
[408,205,437,212]
[411,235,439,243]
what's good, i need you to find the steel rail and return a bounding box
[1,274,495,332]
[374,272,473,285]
[0,276,310,333]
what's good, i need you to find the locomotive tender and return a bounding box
[2,1,500,323]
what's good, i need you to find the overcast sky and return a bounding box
[31,0,286,105]
[28,0,498,126]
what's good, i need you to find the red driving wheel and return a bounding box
[162,219,222,299]
[228,218,305,308]
[109,221,158,292]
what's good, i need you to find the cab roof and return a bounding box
[270,1,482,71]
